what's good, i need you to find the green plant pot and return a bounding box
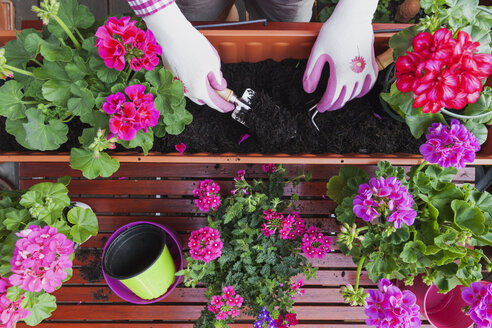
[102,223,176,300]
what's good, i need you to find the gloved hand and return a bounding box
[144,2,234,113]
[303,0,379,112]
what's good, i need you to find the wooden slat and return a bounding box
[19,179,330,197]
[53,286,349,304]
[19,162,475,181]
[67,268,373,286]
[47,304,368,321]
[70,198,337,215]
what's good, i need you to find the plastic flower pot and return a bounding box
[396,274,429,311]
[424,284,474,328]
[102,221,183,304]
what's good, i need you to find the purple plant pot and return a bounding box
[424,284,473,328]
[101,221,184,304]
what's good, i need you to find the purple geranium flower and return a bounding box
[353,177,417,229]
[365,278,421,328]
[462,282,492,327]
[420,119,480,169]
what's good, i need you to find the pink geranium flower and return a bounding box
[0,277,30,328]
[462,282,492,328]
[95,16,162,72]
[175,143,186,154]
[9,225,74,293]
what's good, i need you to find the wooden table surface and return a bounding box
[16,162,474,327]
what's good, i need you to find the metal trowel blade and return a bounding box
[231,88,256,127]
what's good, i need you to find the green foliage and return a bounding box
[330,161,492,294]
[177,166,317,327]
[382,1,492,143]
[0,0,190,179]
[318,0,395,23]
[0,180,99,326]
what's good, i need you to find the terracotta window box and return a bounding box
[0,22,491,166]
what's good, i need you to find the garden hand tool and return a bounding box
[216,88,257,127]
[303,0,379,130]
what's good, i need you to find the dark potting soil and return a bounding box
[0,59,423,154]
[76,248,104,283]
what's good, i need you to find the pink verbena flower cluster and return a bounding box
[207,286,243,321]
[275,313,298,328]
[353,177,417,229]
[193,179,221,212]
[301,226,332,259]
[9,225,74,293]
[420,119,480,169]
[261,210,306,239]
[290,279,305,300]
[262,164,276,174]
[0,277,30,328]
[103,85,159,141]
[462,282,492,327]
[188,227,223,263]
[395,28,492,114]
[95,16,162,71]
[365,279,421,328]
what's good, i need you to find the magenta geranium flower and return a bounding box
[462,282,492,327]
[208,286,243,321]
[0,277,30,328]
[188,227,223,263]
[261,210,306,239]
[95,16,162,72]
[353,177,416,229]
[193,179,221,212]
[175,143,186,154]
[395,28,492,113]
[262,164,276,174]
[365,278,421,328]
[104,85,159,141]
[9,225,74,293]
[420,119,480,169]
[301,226,332,258]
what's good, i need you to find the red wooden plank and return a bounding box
[70,198,337,215]
[47,304,368,321]
[19,179,330,197]
[53,286,349,303]
[67,268,373,286]
[19,162,475,181]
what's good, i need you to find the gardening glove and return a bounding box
[142,2,234,113]
[303,0,379,112]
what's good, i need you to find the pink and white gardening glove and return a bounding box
[129,1,234,113]
[303,0,379,112]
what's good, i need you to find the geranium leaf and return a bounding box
[389,25,419,59]
[89,57,120,84]
[4,209,31,231]
[33,61,70,82]
[464,120,488,145]
[47,0,94,40]
[42,79,71,106]
[67,207,99,244]
[119,129,154,155]
[6,286,22,302]
[22,31,44,57]
[5,118,31,149]
[70,148,120,179]
[22,293,57,326]
[22,109,68,151]
[0,80,26,120]
[40,41,73,62]
[429,184,464,221]
[67,88,95,117]
[464,87,492,124]
[2,38,30,69]
[452,199,485,235]
[65,55,90,81]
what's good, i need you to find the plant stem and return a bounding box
[62,115,74,123]
[441,108,492,120]
[75,28,84,42]
[22,101,39,105]
[478,6,492,16]
[408,160,428,180]
[5,64,33,76]
[53,16,81,48]
[473,235,492,247]
[355,255,367,290]
[31,58,43,66]
[124,66,132,82]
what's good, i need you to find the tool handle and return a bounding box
[215,88,235,102]
[376,48,394,71]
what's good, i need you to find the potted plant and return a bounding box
[0,177,99,327]
[176,164,334,327]
[380,0,492,151]
[0,0,191,179]
[327,121,492,317]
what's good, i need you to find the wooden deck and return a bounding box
[16,162,475,327]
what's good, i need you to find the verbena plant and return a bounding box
[177,165,337,328]
[327,161,492,306]
[0,0,191,179]
[381,0,492,144]
[0,178,99,327]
